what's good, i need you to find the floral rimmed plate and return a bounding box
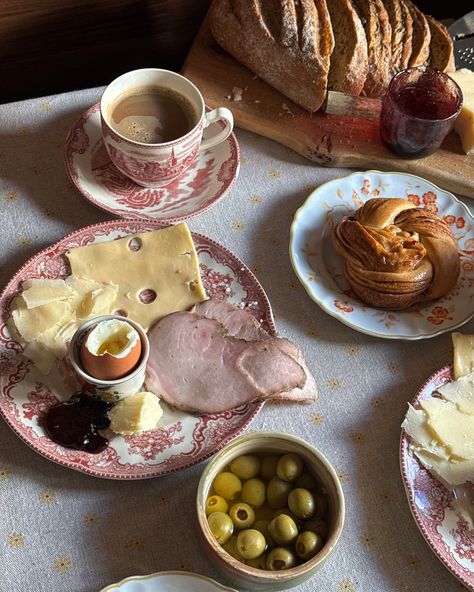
[64,103,240,223]
[100,571,237,592]
[0,220,274,479]
[290,170,474,340]
[400,365,474,591]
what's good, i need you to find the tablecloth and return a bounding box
[0,86,472,592]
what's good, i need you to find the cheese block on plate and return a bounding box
[448,69,474,155]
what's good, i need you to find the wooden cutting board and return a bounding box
[182,16,474,199]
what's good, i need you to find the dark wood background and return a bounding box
[0,0,467,104]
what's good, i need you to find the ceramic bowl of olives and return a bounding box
[196,431,345,591]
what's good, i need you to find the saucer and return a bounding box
[64,103,240,222]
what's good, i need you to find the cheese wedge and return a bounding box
[448,69,474,154]
[108,391,163,435]
[452,332,474,380]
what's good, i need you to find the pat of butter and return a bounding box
[448,69,474,154]
[108,391,163,435]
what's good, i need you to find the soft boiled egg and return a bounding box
[79,319,142,381]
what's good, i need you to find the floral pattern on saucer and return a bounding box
[0,220,274,479]
[64,103,240,222]
[400,365,474,591]
[290,170,474,339]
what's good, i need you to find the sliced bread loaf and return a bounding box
[209,0,335,112]
[326,0,368,95]
[351,0,392,97]
[403,0,430,67]
[385,0,413,76]
[426,15,455,72]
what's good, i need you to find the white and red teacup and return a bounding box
[100,68,234,188]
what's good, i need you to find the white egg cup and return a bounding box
[69,314,150,401]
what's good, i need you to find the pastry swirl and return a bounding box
[332,198,460,309]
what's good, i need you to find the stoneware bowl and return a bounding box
[196,431,345,591]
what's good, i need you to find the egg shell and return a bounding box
[79,332,142,381]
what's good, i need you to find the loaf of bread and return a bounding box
[331,198,460,310]
[209,0,454,108]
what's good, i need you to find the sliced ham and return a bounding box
[193,300,318,403]
[145,311,307,414]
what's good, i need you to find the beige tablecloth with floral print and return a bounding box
[0,87,473,592]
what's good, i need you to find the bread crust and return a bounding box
[403,0,430,67]
[426,14,455,72]
[209,0,335,112]
[384,0,413,75]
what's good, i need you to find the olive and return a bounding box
[236,529,267,559]
[241,478,266,508]
[312,492,328,519]
[229,502,256,529]
[205,494,229,516]
[295,472,317,490]
[266,547,297,570]
[287,488,315,520]
[252,519,275,549]
[222,536,242,560]
[245,553,267,569]
[213,472,242,501]
[295,531,324,561]
[276,453,304,482]
[260,454,279,479]
[266,476,293,509]
[207,511,234,544]
[268,514,298,545]
[230,455,261,479]
[304,518,329,539]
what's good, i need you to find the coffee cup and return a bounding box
[100,68,234,188]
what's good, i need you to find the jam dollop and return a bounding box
[43,392,113,454]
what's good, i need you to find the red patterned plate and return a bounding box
[0,220,274,479]
[400,365,474,590]
[64,103,240,222]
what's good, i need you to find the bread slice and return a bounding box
[351,0,392,97]
[403,0,430,67]
[209,0,335,112]
[384,0,413,76]
[426,15,455,72]
[326,0,368,95]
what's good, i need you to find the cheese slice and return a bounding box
[449,69,474,154]
[21,278,74,308]
[401,404,449,460]
[452,332,474,380]
[108,391,163,435]
[65,224,207,331]
[414,449,474,489]
[437,373,474,415]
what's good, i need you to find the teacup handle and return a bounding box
[200,107,234,151]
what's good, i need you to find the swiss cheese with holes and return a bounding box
[65,223,207,331]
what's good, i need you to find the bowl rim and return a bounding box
[196,431,345,583]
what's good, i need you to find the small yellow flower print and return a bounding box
[406,554,422,570]
[307,329,319,337]
[3,191,17,202]
[304,185,316,193]
[387,361,400,374]
[83,512,99,527]
[360,533,375,548]
[250,194,263,204]
[288,282,298,290]
[124,537,144,551]
[372,398,384,409]
[41,100,54,112]
[309,412,324,426]
[16,236,31,246]
[39,489,55,504]
[7,533,24,549]
[241,155,248,165]
[18,126,31,135]
[339,578,355,592]
[267,169,281,180]
[232,221,245,231]
[380,492,392,504]
[54,556,71,573]
[337,468,350,485]
[252,264,262,275]
[0,467,10,480]
[345,345,361,357]
[351,432,366,444]
[328,378,342,390]
[270,237,280,246]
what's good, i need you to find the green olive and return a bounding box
[252,519,275,549]
[229,502,256,529]
[236,529,267,559]
[268,514,298,546]
[260,455,279,479]
[266,477,293,509]
[245,553,267,569]
[295,531,324,561]
[266,547,297,570]
[222,536,242,560]
[241,478,266,508]
[276,453,304,482]
[287,488,315,520]
[295,472,317,490]
[312,492,328,519]
[207,511,234,544]
[230,455,261,479]
[213,472,242,501]
[205,494,229,516]
[303,518,329,539]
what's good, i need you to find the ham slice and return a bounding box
[145,311,307,414]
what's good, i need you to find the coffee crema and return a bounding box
[108,85,199,144]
